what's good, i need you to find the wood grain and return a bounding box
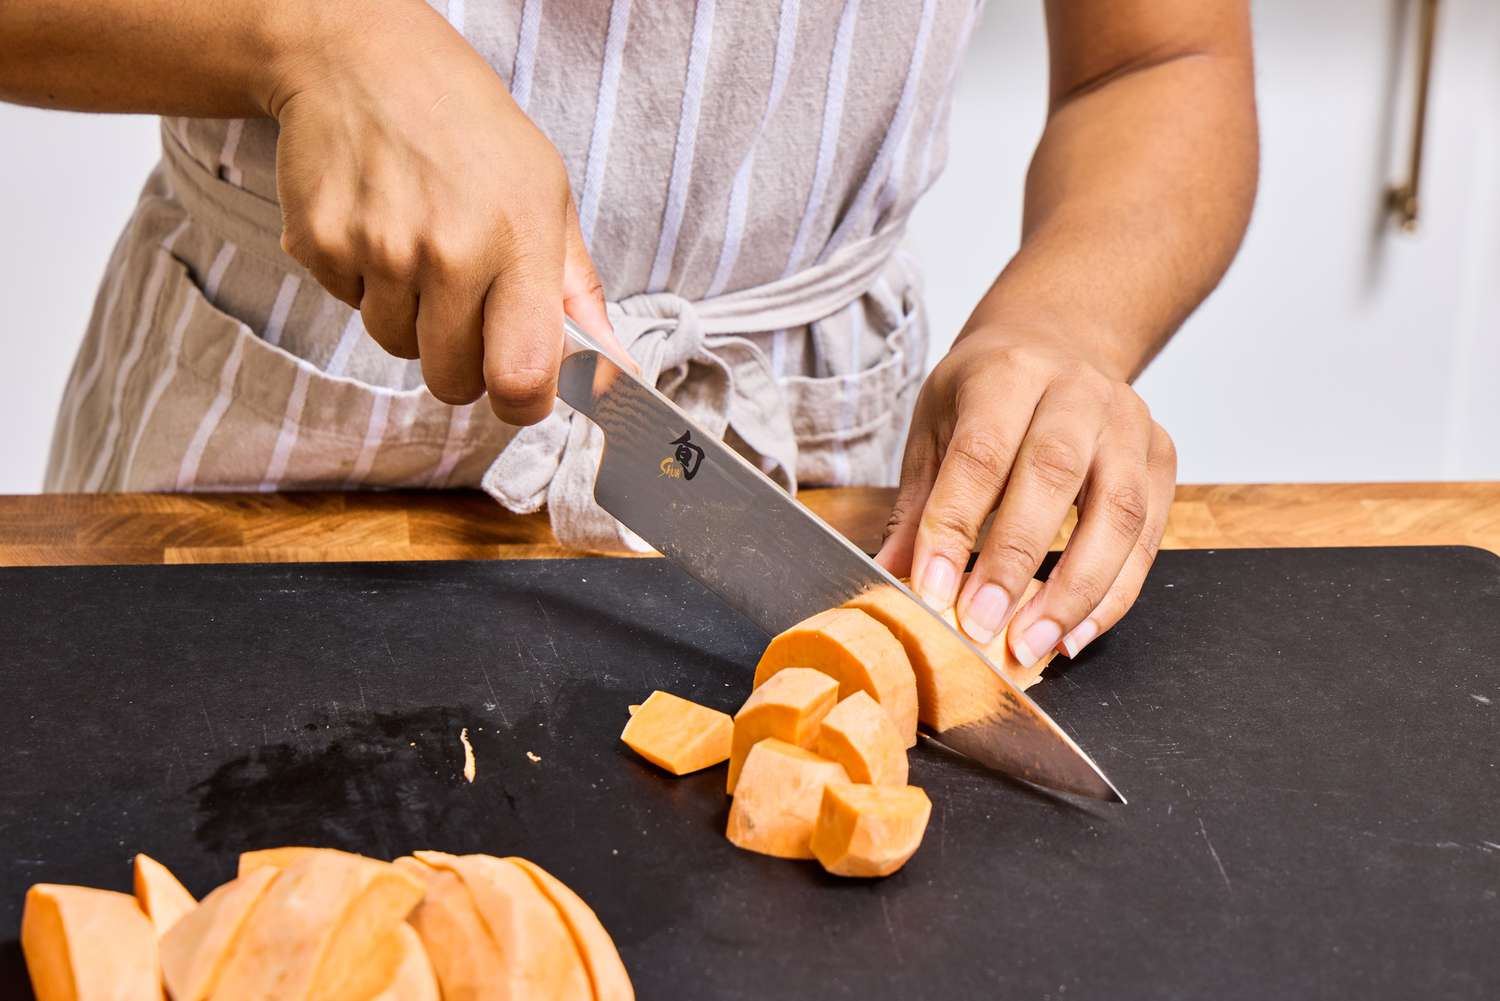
[0,483,1496,567]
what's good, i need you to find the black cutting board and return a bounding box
[1,547,1497,1000]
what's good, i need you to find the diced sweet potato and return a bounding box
[753,607,919,747]
[726,667,839,794]
[621,691,733,775]
[368,923,439,1001]
[133,853,196,938]
[160,866,279,1001]
[725,739,850,859]
[507,858,635,1001]
[21,884,164,1001]
[811,782,932,878]
[412,852,591,1001]
[396,860,511,1001]
[212,851,426,1001]
[844,578,1048,731]
[814,691,908,787]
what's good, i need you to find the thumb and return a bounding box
[563,199,638,374]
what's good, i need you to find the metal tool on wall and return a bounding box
[1388,0,1440,232]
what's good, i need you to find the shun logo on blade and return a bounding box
[659,430,705,480]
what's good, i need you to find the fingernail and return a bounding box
[1061,619,1100,658]
[1011,618,1063,668]
[915,555,958,610]
[958,584,1011,645]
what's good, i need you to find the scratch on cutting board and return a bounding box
[460,728,476,783]
[879,896,905,963]
[1197,817,1232,893]
[197,692,220,752]
[1473,694,1492,705]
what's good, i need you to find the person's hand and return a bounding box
[876,326,1176,667]
[265,2,627,423]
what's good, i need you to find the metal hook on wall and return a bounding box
[1387,0,1440,232]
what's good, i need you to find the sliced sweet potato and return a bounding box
[726,739,850,859]
[814,691,908,787]
[396,859,511,1001]
[235,845,356,878]
[507,857,634,1001]
[133,853,197,938]
[621,691,733,775]
[811,782,932,878]
[844,578,1048,731]
[726,667,839,794]
[160,866,279,1001]
[753,607,919,746]
[212,851,426,1001]
[21,884,164,1001]
[412,852,591,1001]
[941,577,1054,690]
[368,923,439,1001]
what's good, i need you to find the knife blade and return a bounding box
[558,318,1123,802]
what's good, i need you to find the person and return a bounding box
[0,1,1257,669]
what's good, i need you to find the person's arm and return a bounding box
[878,1,1257,663]
[1,0,623,424]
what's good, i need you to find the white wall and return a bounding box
[2,1,1497,493]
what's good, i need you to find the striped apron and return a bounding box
[46,0,982,551]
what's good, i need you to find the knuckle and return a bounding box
[487,365,555,409]
[1101,481,1150,538]
[985,535,1046,581]
[919,505,983,550]
[1152,424,1179,471]
[1059,569,1110,610]
[356,226,418,279]
[945,429,1012,491]
[1025,432,1086,493]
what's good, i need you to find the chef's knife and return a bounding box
[559,319,1123,802]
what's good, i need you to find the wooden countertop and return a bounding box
[0,482,1496,566]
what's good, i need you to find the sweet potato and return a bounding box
[160,866,279,1001]
[813,691,908,786]
[133,853,196,938]
[368,923,439,1001]
[621,691,733,775]
[753,607,919,746]
[726,739,850,859]
[811,782,932,877]
[396,860,511,1001]
[21,884,164,1001]
[507,858,635,1001]
[726,667,839,793]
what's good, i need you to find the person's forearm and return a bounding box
[0,0,354,118]
[963,48,1258,382]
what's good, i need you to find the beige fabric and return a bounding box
[47,0,981,550]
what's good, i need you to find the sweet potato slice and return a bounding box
[160,866,279,1001]
[368,923,439,1001]
[235,845,357,878]
[753,607,919,747]
[727,667,839,794]
[412,851,592,1001]
[21,884,164,1001]
[941,577,1054,690]
[814,691,908,787]
[621,691,733,775]
[844,578,1048,731]
[811,782,932,877]
[726,739,850,859]
[396,859,511,1001]
[212,851,426,1001]
[133,853,197,938]
[507,858,635,1001]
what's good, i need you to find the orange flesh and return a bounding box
[160,866,279,1001]
[397,860,512,1001]
[236,846,358,879]
[727,667,839,793]
[844,578,1047,732]
[725,739,850,860]
[811,782,932,878]
[814,691,909,786]
[942,577,1054,691]
[22,884,164,1001]
[368,923,439,1001]
[753,607,919,746]
[507,857,635,1001]
[620,690,733,775]
[133,853,197,938]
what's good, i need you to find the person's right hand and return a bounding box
[265,2,625,424]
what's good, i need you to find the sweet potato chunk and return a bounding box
[212,851,426,1001]
[844,578,1048,731]
[726,739,850,859]
[397,860,511,1001]
[133,853,196,938]
[22,884,164,1001]
[160,866,279,1001]
[811,782,932,877]
[753,607,919,746]
[621,691,733,775]
[814,691,908,787]
[412,852,591,1001]
[507,858,634,1001]
[727,667,839,794]
[941,577,1054,691]
[368,923,439,1001]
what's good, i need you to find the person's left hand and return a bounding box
[875,325,1176,668]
